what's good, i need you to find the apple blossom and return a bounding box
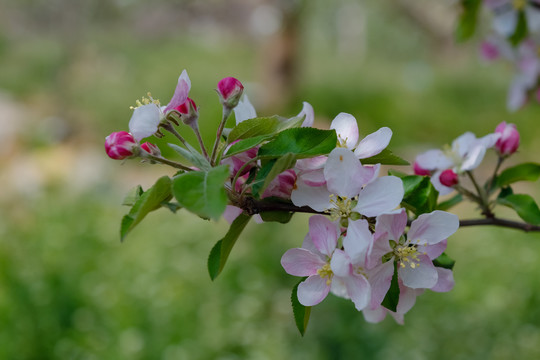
[140,142,161,157]
[234,95,257,124]
[174,97,199,127]
[439,169,459,187]
[217,77,244,109]
[484,0,540,37]
[495,121,520,155]
[105,131,137,160]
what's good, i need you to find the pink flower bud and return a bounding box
[217,77,244,109]
[174,97,199,126]
[140,142,161,157]
[105,131,137,160]
[495,121,520,156]
[439,169,458,187]
[413,161,431,176]
[480,41,499,61]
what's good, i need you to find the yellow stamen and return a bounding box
[513,0,526,10]
[317,264,333,285]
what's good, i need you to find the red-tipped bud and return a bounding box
[140,142,161,157]
[105,131,137,160]
[217,77,244,109]
[439,169,458,187]
[174,97,199,127]
[495,121,520,156]
[413,161,431,176]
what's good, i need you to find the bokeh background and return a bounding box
[1,0,540,359]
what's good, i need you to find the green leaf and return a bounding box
[387,169,409,178]
[259,211,294,223]
[207,213,251,280]
[120,176,172,241]
[437,194,463,211]
[432,252,456,270]
[161,202,182,213]
[497,194,540,225]
[168,143,211,171]
[455,0,481,42]
[361,149,410,166]
[509,11,528,45]
[223,135,271,158]
[399,175,439,215]
[496,163,540,188]
[258,128,337,159]
[172,165,230,220]
[228,116,282,142]
[381,263,400,312]
[291,278,311,336]
[252,153,297,197]
[122,185,144,206]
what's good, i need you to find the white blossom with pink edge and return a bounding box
[281,215,371,309]
[415,131,500,195]
[292,148,403,218]
[484,0,540,37]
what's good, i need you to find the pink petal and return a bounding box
[295,156,327,171]
[354,127,392,159]
[354,176,404,217]
[330,249,352,277]
[344,274,371,311]
[398,255,438,289]
[223,205,243,224]
[309,215,338,257]
[343,219,372,265]
[396,282,423,314]
[291,182,332,212]
[297,275,331,306]
[375,208,407,241]
[281,248,326,276]
[424,239,447,260]
[430,267,455,293]
[408,210,459,245]
[366,260,394,309]
[363,305,388,323]
[330,113,359,150]
[299,169,326,187]
[164,70,191,113]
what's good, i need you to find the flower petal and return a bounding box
[128,104,162,141]
[164,70,191,113]
[460,145,486,171]
[344,274,371,311]
[492,7,518,37]
[298,101,314,127]
[330,249,352,277]
[343,219,372,265]
[366,260,394,309]
[281,248,326,276]
[330,113,359,150]
[398,255,438,289]
[291,182,332,212]
[324,148,367,197]
[424,239,447,260]
[452,132,477,158]
[309,215,338,257]
[234,94,257,124]
[354,176,404,217]
[354,127,392,159]
[408,210,459,245]
[430,170,455,196]
[415,149,453,171]
[223,205,243,224]
[430,267,455,293]
[396,281,423,314]
[375,208,407,241]
[297,275,331,306]
[363,305,387,323]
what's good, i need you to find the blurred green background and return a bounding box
[1,0,540,359]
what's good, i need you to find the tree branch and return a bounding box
[458,218,540,232]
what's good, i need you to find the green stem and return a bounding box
[190,122,210,161]
[161,122,188,147]
[466,171,494,217]
[144,154,192,171]
[210,107,233,166]
[486,156,504,196]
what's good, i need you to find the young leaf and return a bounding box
[207,213,251,280]
[455,0,481,42]
[432,252,456,270]
[223,135,272,158]
[399,176,439,215]
[497,194,540,225]
[381,263,400,312]
[291,278,311,336]
[496,163,540,188]
[437,194,463,211]
[258,128,337,159]
[361,149,410,166]
[228,116,284,142]
[122,185,144,206]
[252,153,297,197]
[120,176,172,241]
[169,143,212,171]
[172,165,230,220]
[509,11,528,46]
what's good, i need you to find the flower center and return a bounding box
[326,194,354,221]
[443,144,463,170]
[317,264,334,285]
[395,245,420,269]
[336,135,349,148]
[513,0,526,10]
[130,92,161,109]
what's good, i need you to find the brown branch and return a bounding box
[458,218,540,232]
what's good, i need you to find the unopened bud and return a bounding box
[217,77,244,109]
[439,169,458,187]
[140,142,161,157]
[413,161,431,176]
[174,97,199,127]
[495,121,520,156]
[105,131,137,160]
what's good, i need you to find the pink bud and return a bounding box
[140,142,161,157]
[217,77,244,109]
[413,161,431,176]
[480,41,499,61]
[439,169,458,187]
[495,121,520,156]
[105,131,137,160]
[174,97,199,126]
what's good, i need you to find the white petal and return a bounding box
[223,205,243,224]
[298,101,314,127]
[324,148,369,197]
[398,255,438,289]
[452,132,477,158]
[354,127,392,159]
[424,239,447,260]
[344,274,371,311]
[493,8,518,37]
[408,210,459,245]
[343,219,372,265]
[295,156,327,171]
[164,70,191,113]
[309,215,338,257]
[477,133,500,149]
[366,260,394,309]
[430,267,455,293]
[128,104,162,141]
[430,170,455,196]
[330,249,352,277]
[415,149,453,171]
[297,275,330,306]
[281,248,326,276]
[362,305,387,323]
[525,6,540,32]
[234,94,257,124]
[507,75,529,112]
[291,182,332,212]
[298,169,326,187]
[375,208,407,241]
[330,113,359,150]
[354,176,404,217]
[396,282,423,314]
[460,145,486,171]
